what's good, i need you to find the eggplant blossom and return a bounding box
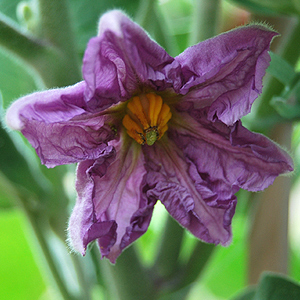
[6,10,293,263]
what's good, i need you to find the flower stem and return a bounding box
[188,0,221,45]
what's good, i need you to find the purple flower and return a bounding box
[6,10,293,263]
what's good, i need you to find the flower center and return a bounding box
[122,93,172,146]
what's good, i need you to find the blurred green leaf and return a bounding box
[0,48,42,109]
[200,209,249,299]
[0,209,47,300]
[0,87,45,201]
[232,273,300,300]
[230,0,298,15]
[290,246,300,283]
[158,0,192,53]
[0,125,45,198]
[231,288,256,300]
[0,0,20,21]
[69,0,142,55]
[270,77,300,120]
[270,95,300,119]
[0,171,19,208]
[254,272,300,300]
[268,52,296,87]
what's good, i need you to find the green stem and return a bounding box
[153,4,179,56]
[135,0,177,55]
[37,0,81,86]
[104,246,154,300]
[0,7,81,88]
[37,0,78,60]
[0,13,46,62]
[90,245,106,288]
[188,0,221,45]
[153,215,184,280]
[135,0,155,29]
[177,241,215,289]
[27,211,78,300]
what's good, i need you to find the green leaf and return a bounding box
[0,171,18,209]
[158,0,193,53]
[270,76,300,120]
[0,92,45,200]
[0,0,20,21]
[230,0,298,15]
[0,124,45,198]
[232,273,300,300]
[68,0,142,54]
[254,272,300,300]
[267,52,296,87]
[0,48,42,110]
[231,287,256,300]
[270,96,300,119]
[199,210,248,299]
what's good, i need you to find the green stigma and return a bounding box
[145,128,158,146]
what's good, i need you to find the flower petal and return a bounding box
[69,137,155,263]
[169,109,293,196]
[6,81,86,130]
[143,141,236,246]
[176,25,277,125]
[6,82,115,167]
[83,10,180,110]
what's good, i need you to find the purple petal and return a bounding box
[83,10,180,110]
[176,25,277,125]
[143,142,236,246]
[6,82,115,167]
[169,109,293,196]
[68,137,155,263]
[6,81,86,130]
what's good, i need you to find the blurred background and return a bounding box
[1,0,300,299]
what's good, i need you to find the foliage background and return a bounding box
[1,0,300,299]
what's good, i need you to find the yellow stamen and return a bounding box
[122,115,145,145]
[147,93,162,127]
[122,93,172,145]
[158,104,172,129]
[127,96,149,129]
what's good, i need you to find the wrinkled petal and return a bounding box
[176,25,277,125]
[68,145,117,256]
[6,81,86,130]
[143,141,236,246]
[68,137,155,263]
[6,82,115,167]
[169,109,293,198]
[83,10,180,111]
